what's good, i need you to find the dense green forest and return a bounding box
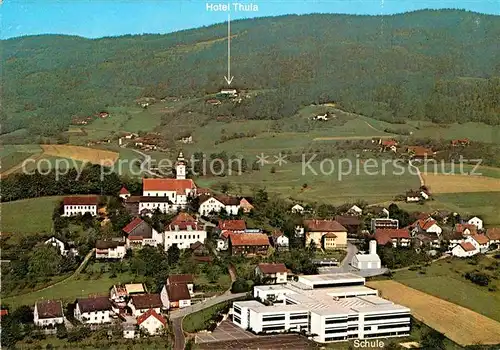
[2,10,499,137]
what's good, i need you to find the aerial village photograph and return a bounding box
[0,0,499,349]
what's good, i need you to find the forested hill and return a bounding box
[2,9,500,137]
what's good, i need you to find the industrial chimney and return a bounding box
[369,240,377,255]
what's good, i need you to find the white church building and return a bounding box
[351,240,382,270]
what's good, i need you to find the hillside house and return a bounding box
[367,206,390,218]
[128,294,163,317]
[163,212,207,250]
[407,146,435,159]
[347,205,363,216]
[374,229,411,247]
[95,240,126,259]
[119,187,131,200]
[291,204,305,214]
[451,139,470,146]
[123,217,163,248]
[303,220,348,250]
[239,197,254,213]
[34,300,64,327]
[271,230,289,251]
[198,194,240,215]
[467,216,483,230]
[415,232,441,249]
[255,263,288,284]
[381,140,398,152]
[160,283,191,310]
[406,191,421,203]
[137,309,167,335]
[469,234,490,253]
[313,113,329,121]
[44,237,78,256]
[190,241,209,256]
[74,296,112,324]
[62,196,98,217]
[218,219,246,233]
[229,233,270,256]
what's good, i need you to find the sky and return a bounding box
[1,0,499,39]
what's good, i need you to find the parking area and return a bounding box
[195,321,257,343]
[197,333,316,349]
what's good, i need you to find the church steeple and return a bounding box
[175,151,186,179]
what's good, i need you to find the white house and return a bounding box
[119,187,131,200]
[62,196,98,217]
[137,309,167,335]
[406,191,421,202]
[198,195,240,216]
[255,263,288,284]
[313,113,328,121]
[486,228,500,244]
[468,234,490,253]
[467,217,483,230]
[163,212,207,250]
[351,240,381,270]
[412,218,442,236]
[451,242,478,258]
[44,237,78,256]
[167,274,194,296]
[123,323,136,339]
[128,294,163,317]
[95,240,127,259]
[122,217,163,248]
[160,283,191,310]
[291,204,305,214]
[34,300,64,327]
[271,231,289,250]
[74,296,112,324]
[347,205,363,216]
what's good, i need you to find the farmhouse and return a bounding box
[469,234,490,253]
[411,217,442,236]
[74,296,112,324]
[255,263,288,284]
[137,309,167,335]
[119,186,131,200]
[451,138,470,146]
[163,212,207,250]
[218,219,246,232]
[486,228,500,244]
[366,206,390,218]
[374,229,411,247]
[347,205,363,216]
[405,191,421,203]
[160,283,191,310]
[351,240,381,270]
[198,194,240,215]
[62,196,98,217]
[239,197,254,213]
[407,146,435,159]
[451,242,478,258]
[167,274,194,293]
[123,217,163,248]
[303,220,348,250]
[454,223,477,236]
[128,294,163,317]
[34,300,64,327]
[95,240,126,259]
[232,273,410,343]
[229,233,270,256]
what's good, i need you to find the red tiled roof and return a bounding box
[123,217,144,234]
[130,294,163,309]
[374,229,410,245]
[36,300,63,319]
[472,234,489,245]
[0,309,8,317]
[63,195,99,206]
[166,283,191,302]
[143,178,196,194]
[414,218,438,231]
[303,220,347,232]
[459,242,476,252]
[166,212,202,231]
[229,233,270,246]
[77,296,111,313]
[454,224,477,235]
[408,146,434,157]
[382,140,397,147]
[271,230,283,238]
[119,187,130,195]
[218,220,246,231]
[168,274,194,285]
[257,263,287,274]
[486,228,500,241]
[137,309,167,326]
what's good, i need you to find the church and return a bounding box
[138,152,197,214]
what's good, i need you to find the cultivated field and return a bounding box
[422,173,500,193]
[367,280,500,346]
[41,144,119,165]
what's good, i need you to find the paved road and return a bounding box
[170,292,247,350]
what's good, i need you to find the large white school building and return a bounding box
[231,273,410,343]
